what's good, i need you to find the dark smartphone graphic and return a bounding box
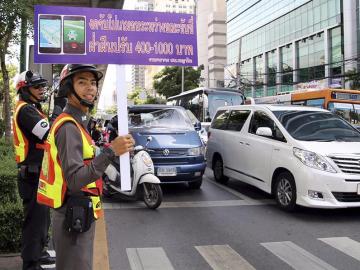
[63,16,86,54]
[38,15,61,54]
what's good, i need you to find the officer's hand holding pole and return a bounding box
[110,134,135,156]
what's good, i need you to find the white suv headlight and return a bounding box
[188,146,205,156]
[293,148,337,173]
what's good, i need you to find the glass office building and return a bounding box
[227,0,358,97]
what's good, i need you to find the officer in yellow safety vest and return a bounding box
[37,64,134,270]
[13,70,65,270]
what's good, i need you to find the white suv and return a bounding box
[206,104,360,210]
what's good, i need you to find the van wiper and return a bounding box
[300,138,335,142]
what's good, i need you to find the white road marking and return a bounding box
[261,241,337,270]
[319,237,360,261]
[195,245,256,270]
[205,176,273,204]
[47,250,56,257]
[40,264,55,269]
[103,199,270,209]
[126,247,175,270]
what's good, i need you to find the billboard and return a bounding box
[34,5,198,66]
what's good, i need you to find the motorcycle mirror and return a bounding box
[147,136,152,142]
[134,145,144,151]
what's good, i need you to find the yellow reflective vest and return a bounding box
[12,100,47,164]
[37,113,103,219]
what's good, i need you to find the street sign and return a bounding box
[34,5,198,66]
[33,5,198,191]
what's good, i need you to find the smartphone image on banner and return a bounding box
[38,15,61,54]
[63,16,86,54]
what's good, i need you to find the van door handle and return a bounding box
[274,148,280,151]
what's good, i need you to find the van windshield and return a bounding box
[129,108,193,130]
[272,110,360,142]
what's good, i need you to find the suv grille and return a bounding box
[329,155,360,174]
[332,192,360,202]
[148,148,187,157]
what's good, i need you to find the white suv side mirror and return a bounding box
[256,127,273,137]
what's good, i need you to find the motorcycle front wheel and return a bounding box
[143,183,163,209]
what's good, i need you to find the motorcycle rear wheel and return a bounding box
[143,183,163,209]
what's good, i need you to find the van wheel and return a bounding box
[213,157,229,184]
[274,172,297,211]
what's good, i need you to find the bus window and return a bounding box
[292,98,324,108]
[306,98,325,108]
[208,93,243,121]
[328,103,360,124]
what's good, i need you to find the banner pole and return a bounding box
[115,64,131,191]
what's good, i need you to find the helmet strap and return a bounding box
[20,88,45,103]
[70,86,97,111]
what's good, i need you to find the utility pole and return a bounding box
[207,64,210,87]
[20,17,27,72]
[181,66,184,92]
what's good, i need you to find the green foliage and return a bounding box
[144,96,166,104]
[0,139,17,205]
[128,88,145,105]
[105,105,118,114]
[0,64,17,105]
[0,139,22,253]
[345,68,360,90]
[128,87,166,105]
[153,66,202,98]
[0,200,23,253]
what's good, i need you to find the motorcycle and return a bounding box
[102,136,163,209]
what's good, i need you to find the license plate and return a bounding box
[357,184,360,195]
[157,167,177,176]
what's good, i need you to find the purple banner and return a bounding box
[34,5,197,66]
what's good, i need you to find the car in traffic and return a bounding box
[206,104,360,210]
[127,105,206,189]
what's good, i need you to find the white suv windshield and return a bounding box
[273,110,360,142]
[129,108,193,130]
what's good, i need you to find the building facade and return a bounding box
[197,0,227,88]
[144,0,196,92]
[131,0,154,92]
[227,0,356,98]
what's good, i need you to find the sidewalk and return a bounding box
[0,254,21,270]
[0,215,109,270]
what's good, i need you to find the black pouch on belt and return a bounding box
[65,195,95,233]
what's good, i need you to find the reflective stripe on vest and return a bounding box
[13,101,28,163]
[37,113,103,219]
[12,101,48,164]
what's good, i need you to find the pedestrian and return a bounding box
[88,117,102,144]
[36,64,134,270]
[13,70,65,270]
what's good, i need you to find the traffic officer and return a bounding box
[13,70,64,270]
[37,64,134,270]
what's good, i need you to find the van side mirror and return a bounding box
[194,122,202,131]
[256,127,273,137]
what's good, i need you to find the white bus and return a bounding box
[167,87,245,126]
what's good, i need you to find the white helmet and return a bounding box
[15,70,47,93]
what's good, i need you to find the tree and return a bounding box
[345,68,360,90]
[128,87,166,105]
[0,64,18,116]
[153,66,202,98]
[0,0,45,141]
